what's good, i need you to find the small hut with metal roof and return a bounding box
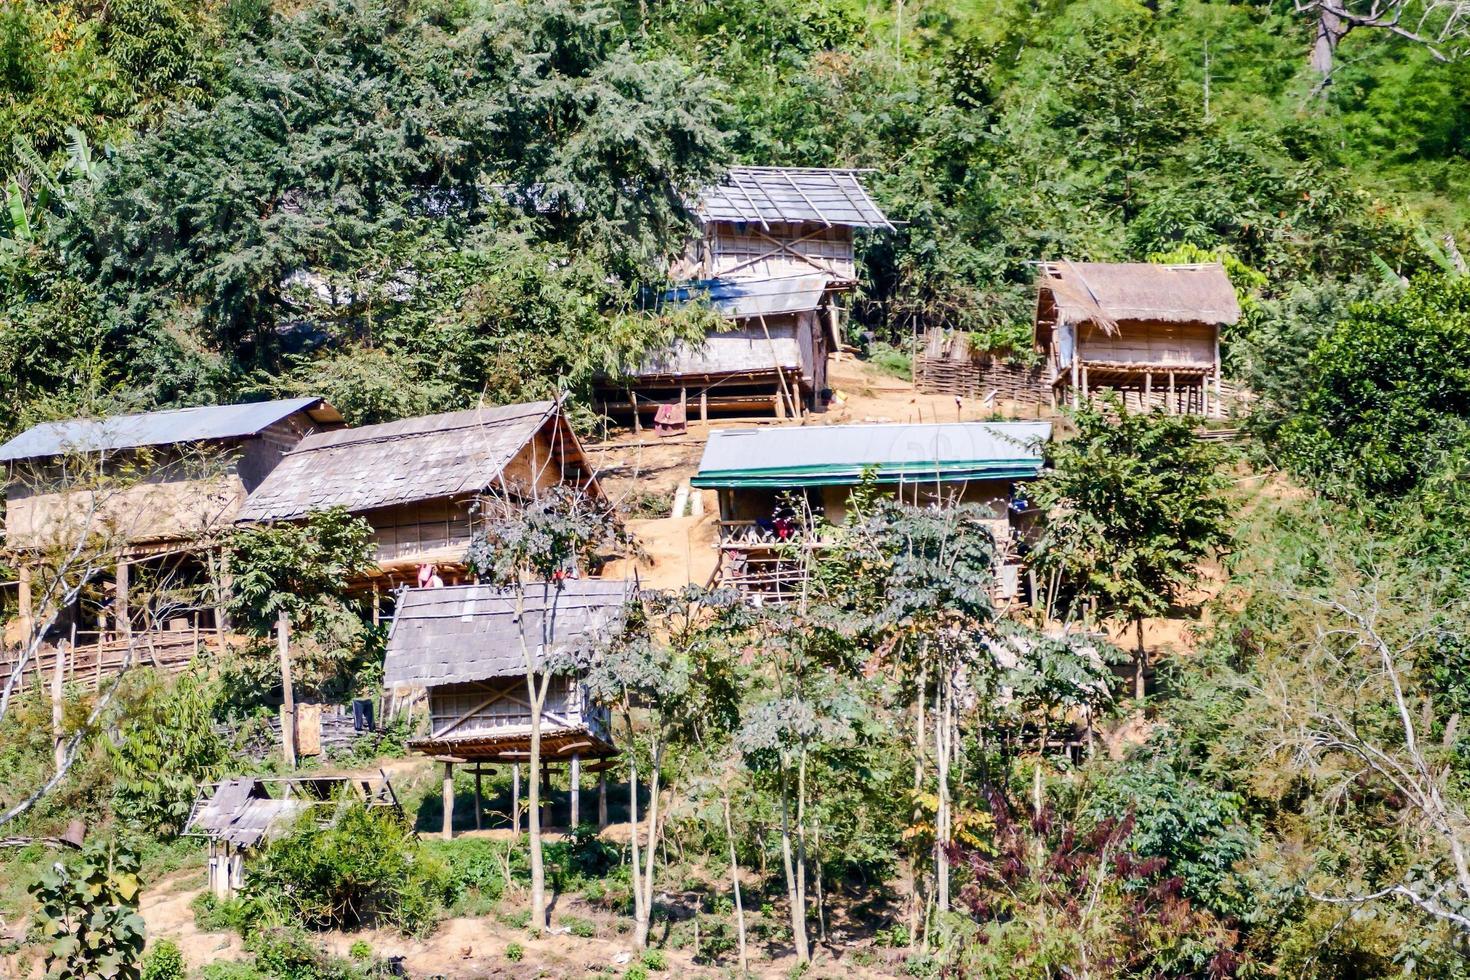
[1034,261,1240,416]
[0,397,341,660]
[383,579,632,837]
[604,167,893,423]
[237,401,603,594]
[185,772,399,899]
[692,421,1051,601]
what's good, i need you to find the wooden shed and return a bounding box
[1034,261,1240,416]
[237,401,602,591]
[383,579,631,835]
[0,397,341,659]
[606,167,893,421]
[691,421,1051,602]
[185,773,399,899]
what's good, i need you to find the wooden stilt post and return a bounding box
[371,583,381,627]
[629,389,641,434]
[512,763,522,835]
[277,612,296,768]
[679,387,688,428]
[541,762,552,829]
[598,771,608,829]
[1144,371,1152,410]
[700,390,708,428]
[115,560,130,639]
[1070,355,1080,409]
[569,755,581,829]
[52,639,66,776]
[474,768,483,831]
[17,562,32,644]
[1168,371,1176,414]
[442,762,455,841]
[1081,363,1089,407]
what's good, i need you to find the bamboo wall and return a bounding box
[914,331,1050,408]
[0,630,223,695]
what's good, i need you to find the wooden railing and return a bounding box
[0,629,226,695]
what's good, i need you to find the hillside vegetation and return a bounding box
[6,1,1470,978]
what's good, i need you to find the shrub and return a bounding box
[348,940,372,961]
[249,803,451,936]
[111,670,229,836]
[565,916,596,938]
[245,929,355,980]
[505,942,525,962]
[624,966,649,980]
[422,837,507,915]
[142,940,186,980]
[192,891,262,935]
[640,948,667,971]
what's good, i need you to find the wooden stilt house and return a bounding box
[603,167,894,422]
[692,421,1051,602]
[0,398,341,680]
[237,401,603,595]
[1034,261,1240,416]
[382,579,632,836]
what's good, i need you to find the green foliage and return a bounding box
[624,965,649,980]
[141,940,185,980]
[109,670,228,836]
[505,941,525,962]
[1030,403,1233,627]
[225,507,378,700]
[640,948,668,970]
[1278,275,1470,498]
[465,484,632,584]
[346,941,371,962]
[249,803,450,937]
[28,839,146,980]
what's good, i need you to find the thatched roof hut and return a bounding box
[1034,261,1241,417]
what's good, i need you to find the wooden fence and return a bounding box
[0,630,221,695]
[914,332,1049,409]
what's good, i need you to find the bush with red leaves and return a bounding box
[945,788,1244,979]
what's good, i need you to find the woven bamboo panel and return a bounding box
[915,332,1048,404]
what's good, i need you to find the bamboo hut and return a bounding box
[0,397,341,660]
[237,401,603,594]
[603,167,894,422]
[692,421,1051,602]
[185,773,399,899]
[1034,261,1240,416]
[383,579,631,836]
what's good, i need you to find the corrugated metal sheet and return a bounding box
[700,167,893,230]
[384,579,632,687]
[0,397,328,463]
[237,402,555,522]
[691,421,1052,488]
[664,275,833,319]
[636,321,803,378]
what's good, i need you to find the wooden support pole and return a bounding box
[277,612,296,768]
[1168,371,1176,415]
[474,768,483,831]
[570,754,581,829]
[115,561,130,639]
[17,562,32,643]
[1144,371,1152,410]
[629,389,641,434]
[1070,354,1080,409]
[52,639,66,776]
[541,762,552,829]
[1081,363,1089,406]
[679,386,688,426]
[371,583,381,627]
[699,390,708,428]
[512,764,522,835]
[442,762,455,841]
[598,771,608,829]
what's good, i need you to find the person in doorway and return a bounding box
[417,563,444,589]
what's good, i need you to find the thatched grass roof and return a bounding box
[1035,261,1241,336]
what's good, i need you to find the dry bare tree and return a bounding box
[1,442,234,832]
[1265,587,1470,934]
[1296,1,1470,89]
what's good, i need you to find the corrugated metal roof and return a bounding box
[700,167,893,230]
[691,421,1052,488]
[664,275,833,319]
[0,397,331,463]
[237,402,561,522]
[384,579,633,687]
[636,321,803,379]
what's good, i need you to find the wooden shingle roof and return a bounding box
[238,401,591,522]
[384,580,633,687]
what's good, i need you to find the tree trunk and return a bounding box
[520,586,549,931]
[935,674,951,913]
[1134,617,1147,701]
[1312,7,1348,86]
[795,749,811,957]
[722,793,749,974]
[777,754,810,963]
[634,740,662,949]
[628,748,649,946]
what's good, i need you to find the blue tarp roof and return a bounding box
[661,275,833,319]
[0,397,332,463]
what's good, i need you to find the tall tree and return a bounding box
[1029,403,1233,700]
